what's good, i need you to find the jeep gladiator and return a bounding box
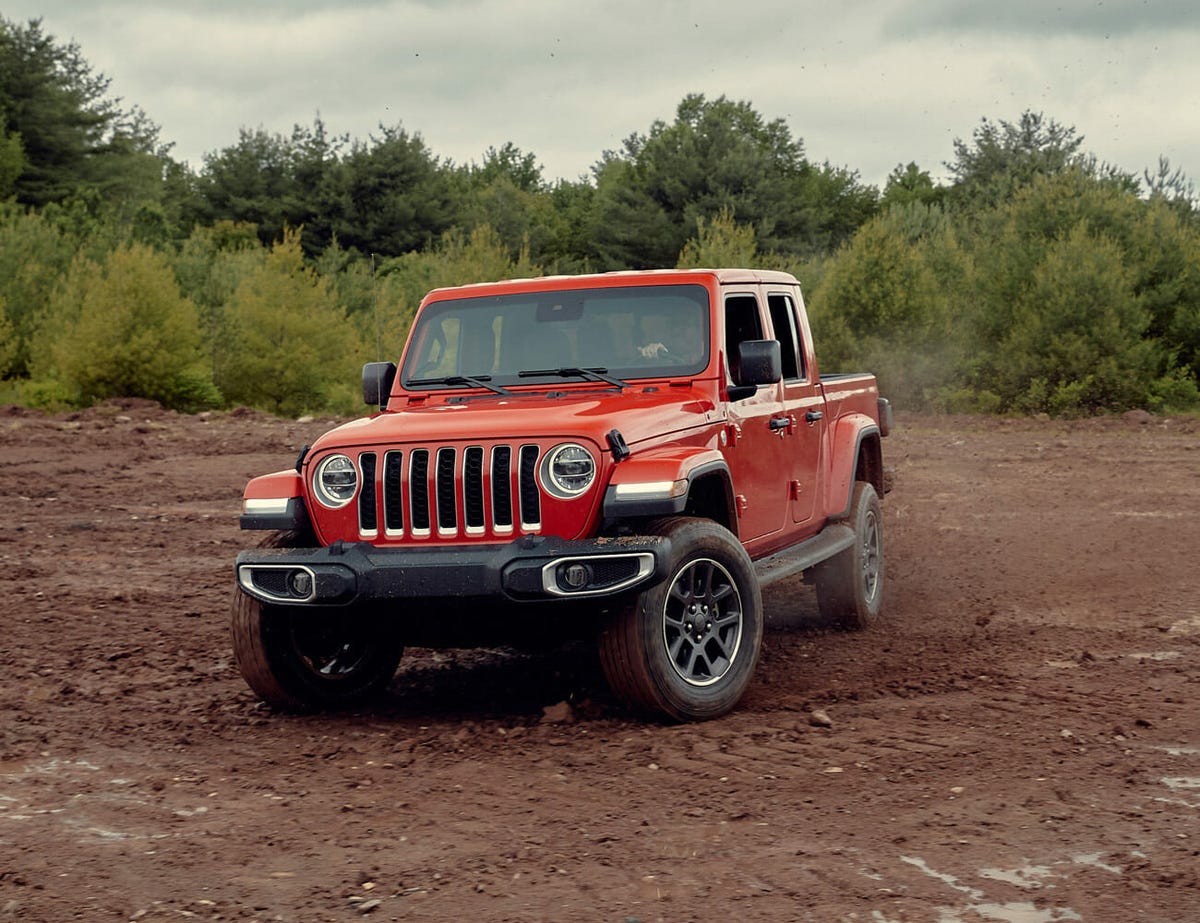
[233,269,891,721]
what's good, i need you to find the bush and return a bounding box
[217,229,364,416]
[30,243,220,411]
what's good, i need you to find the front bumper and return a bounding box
[235,534,671,607]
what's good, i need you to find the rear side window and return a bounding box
[767,292,805,381]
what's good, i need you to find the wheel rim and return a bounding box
[861,507,881,602]
[661,557,743,687]
[287,618,373,681]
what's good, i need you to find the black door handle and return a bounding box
[769,416,790,431]
[805,410,824,423]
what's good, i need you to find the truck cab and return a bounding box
[232,269,890,721]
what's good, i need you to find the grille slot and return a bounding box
[359,442,545,540]
[383,451,404,534]
[464,447,485,533]
[519,445,541,527]
[358,452,378,535]
[436,447,457,534]
[410,449,431,534]
[492,446,513,531]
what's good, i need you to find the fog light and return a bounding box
[289,569,313,598]
[560,562,591,590]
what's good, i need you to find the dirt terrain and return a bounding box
[1,402,1198,923]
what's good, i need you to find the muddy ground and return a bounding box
[1,402,1198,922]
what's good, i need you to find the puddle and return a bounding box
[1157,776,1200,808]
[1161,776,1200,791]
[901,856,1083,923]
[1071,853,1122,874]
[941,902,1082,923]
[1127,651,1182,661]
[979,865,1053,889]
[0,758,100,779]
[1167,615,1200,635]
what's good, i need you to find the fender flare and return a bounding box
[240,469,310,531]
[601,448,735,525]
[824,417,883,520]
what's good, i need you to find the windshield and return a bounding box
[400,284,710,390]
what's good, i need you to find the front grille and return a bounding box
[364,443,543,540]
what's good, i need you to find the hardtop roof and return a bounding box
[422,268,800,301]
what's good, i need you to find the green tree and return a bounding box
[0,114,23,197]
[946,111,1087,210]
[880,162,944,210]
[582,94,875,269]
[676,208,759,268]
[1142,155,1197,219]
[0,296,15,377]
[194,118,347,255]
[0,203,76,377]
[958,169,1200,413]
[170,220,267,382]
[325,124,457,257]
[810,203,966,409]
[0,17,169,208]
[31,243,218,410]
[454,168,563,268]
[218,229,363,415]
[466,142,544,193]
[991,226,1158,414]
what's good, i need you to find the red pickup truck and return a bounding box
[232,269,891,720]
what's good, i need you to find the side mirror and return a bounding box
[362,361,397,409]
[728,340,782,400]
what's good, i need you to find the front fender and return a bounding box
[240,469,310,531]
[602,447,729,519]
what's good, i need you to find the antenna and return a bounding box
[371,253,382,360]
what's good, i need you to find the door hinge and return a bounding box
[735,494,748,517]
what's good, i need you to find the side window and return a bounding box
[767,293,805,381]
[724,294,764,383]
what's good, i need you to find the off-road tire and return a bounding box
[599,517,763,721]
[814,481,884,630]
[231,531,404,711]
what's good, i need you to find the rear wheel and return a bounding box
[814,481,884,630]
[231,532,404,710]
[599,517,763,721]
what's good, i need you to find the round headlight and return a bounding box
[314,454,358,507]
[544,443,596,497]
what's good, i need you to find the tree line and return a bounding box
[2,15,1198,416]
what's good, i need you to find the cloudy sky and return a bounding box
[6,0,1200,188]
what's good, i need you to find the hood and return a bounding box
[311,382,720,455]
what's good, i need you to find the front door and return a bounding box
[720,290,789,544]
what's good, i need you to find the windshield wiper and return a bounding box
[407,374,513,397]
[517,367,628,389]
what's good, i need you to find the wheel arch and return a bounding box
[601,449,737,536]
[825,419,884,520]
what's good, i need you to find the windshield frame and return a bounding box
[399,283,711,392]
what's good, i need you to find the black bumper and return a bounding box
[235,534,671,607]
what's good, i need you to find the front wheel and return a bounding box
[231,532,404,711]
[813,481,884,630]
[599,518,763,721]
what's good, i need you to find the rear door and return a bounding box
[766,287,825,528]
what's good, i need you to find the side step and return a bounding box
[753,524,855,588]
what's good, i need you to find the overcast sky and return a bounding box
[6,0,1200,188]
